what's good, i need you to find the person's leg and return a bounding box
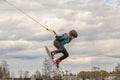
[54,47,69,68]
[51,40,69,67]
[59,47,69,61]
[51,40,63,55]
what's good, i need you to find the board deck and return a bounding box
[45,46,58,68]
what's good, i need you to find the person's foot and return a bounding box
[50,52,54,59]
[50,50,56,59]
[55,58,61,68]
[53,61,59,68]
[56,62,59,68]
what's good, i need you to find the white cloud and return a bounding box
[67,57,94,64]
[94,39,120,56]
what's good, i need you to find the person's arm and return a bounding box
[55,33,67,41]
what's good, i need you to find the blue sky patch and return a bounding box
[104,0,120,6]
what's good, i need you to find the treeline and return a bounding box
[0,60,10,79]
[77,65,120,80]
[78,70,109,80]
[0,60,120,80]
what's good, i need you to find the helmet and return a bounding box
[69,30,78,38]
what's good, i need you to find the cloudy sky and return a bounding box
[0,0,120,77]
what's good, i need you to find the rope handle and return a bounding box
[46,28,57,36]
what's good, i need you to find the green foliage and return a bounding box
[78,70,109,80]
[100,70,109,77]
[115,71,120,78]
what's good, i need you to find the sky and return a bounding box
[0,0,120,77]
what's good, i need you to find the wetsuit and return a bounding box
[54,33,71,61]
